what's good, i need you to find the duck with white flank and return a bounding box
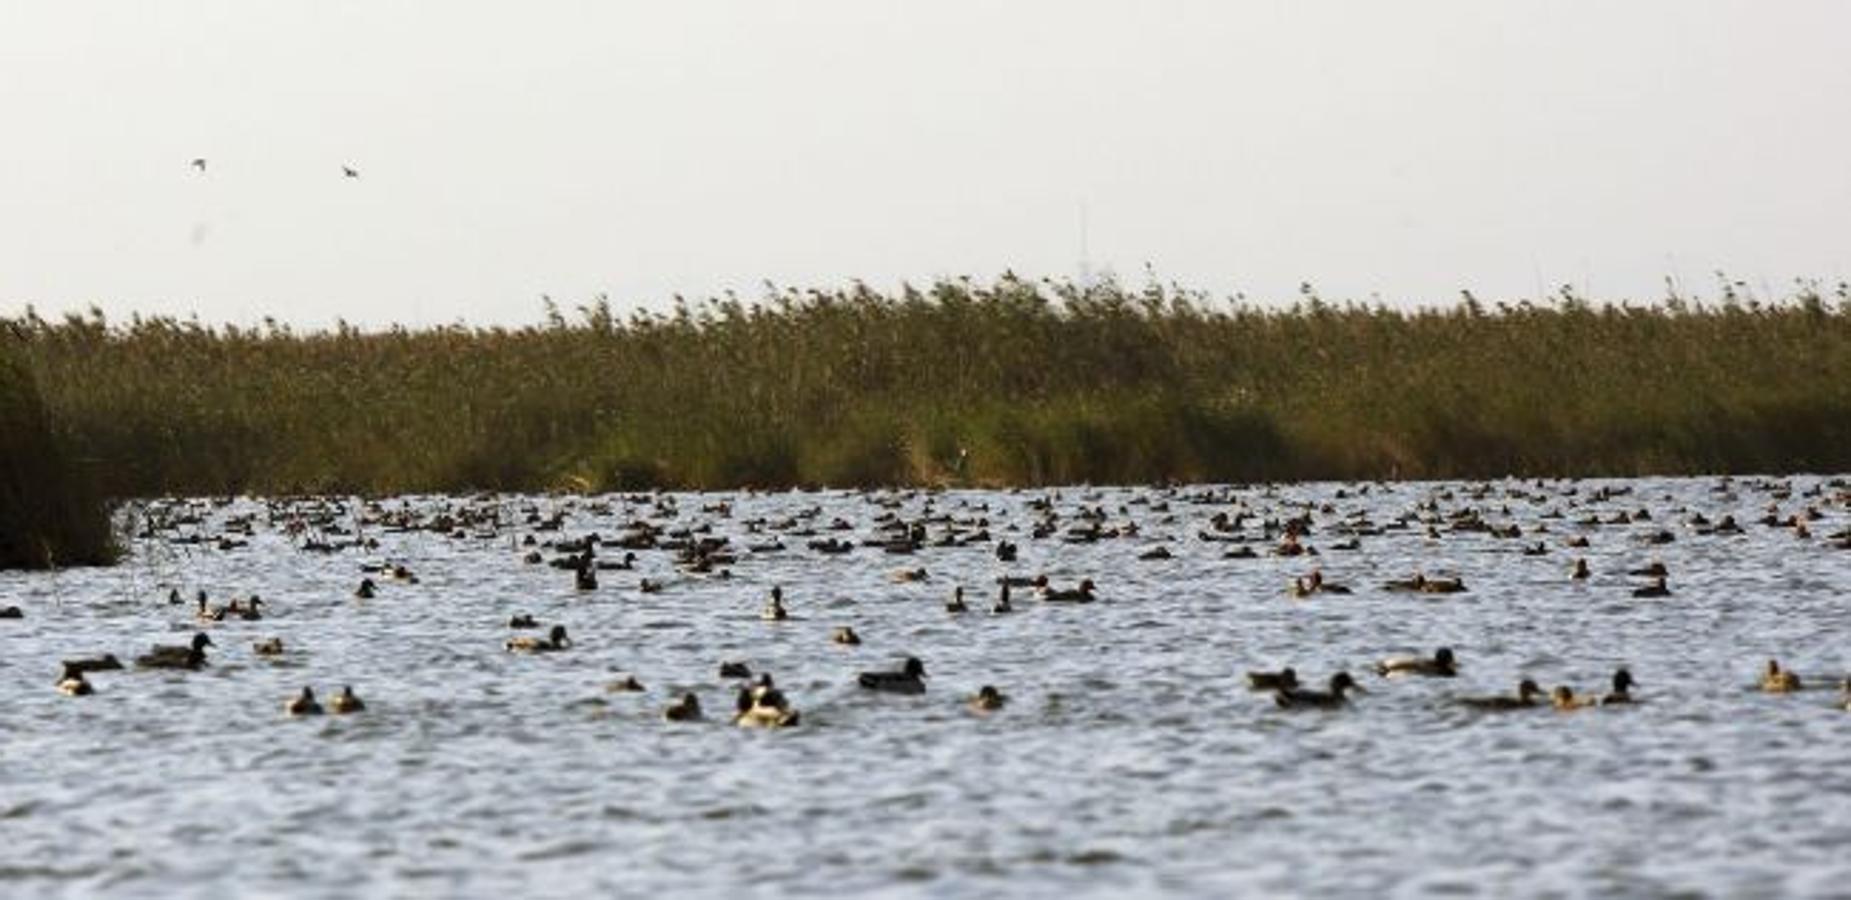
[1377,647,1458,677]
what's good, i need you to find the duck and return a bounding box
[286,687,324,715]
[1760,659,1802,692]
[1419,576,1467,594]
[1376,647,1458,677]
[505,624,571,653]
[1246,667,1298,691]
[1459,679,1545,710]
[195,593,227,622]
[1631,576,1671,598]
[718,661,753,679]
[1039,578,1096,603]
[831,626,862,646]
[733,685,800,728]
[1570,558,1590,580]
[508,613,539,629]
[1627,561,1669,578]
[762,587,788,621]
[0,606,22,619]
[992,583,1014,614]
[230,596,264,621]
[355,578,377,599]
[330,685,365,713]
[891,567,928,583]
[136,632,213,669]
[1550,686,1596,710]
[858,656,927,694]
[969,685,1007,713]
[56,665,94,696]
[1382,573,1427,592]
[1275,672,1359,709]
[664,693,704,722]
[1601,668,1637,705]
[607,675,645,692]
[252,637,285,655]
[946,587,968,614]
[575,566,598,591]
[61,654,124,674]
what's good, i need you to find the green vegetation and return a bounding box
[5,276,1850,496]
[0,343,116,568]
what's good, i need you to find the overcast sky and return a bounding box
[3,2,1847,327]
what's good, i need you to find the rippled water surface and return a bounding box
[4,477,1851,898]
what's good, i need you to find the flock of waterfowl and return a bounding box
[9,475,1851,722]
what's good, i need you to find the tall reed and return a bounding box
[6,277,1848,496]
[0,343,117,568]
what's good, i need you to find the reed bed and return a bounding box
[0,344,117,568]
[5,277,1849,496]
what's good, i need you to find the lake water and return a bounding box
[4,477,1850,898]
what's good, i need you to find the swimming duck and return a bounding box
[136,632,213,669]
[946,587,968,614]
[1550,686,1596,710]
[607,675,645,692]
[505,624,571,652]
[508,613,539,629]
[1601,668,1636,705]
[1246,667,1298,691]
[252,637,285,656]
[969,685,1007,713]
[1627,561,1669,578]
[831,626,862,646]
[286,687,324,715]
[1382,573,1427,592]
[992,583,1013,614]
[231,596,264,621]
[575,566,598,591]
[1040,578,1096,603]
[1377,647,1458,677]
[330,685,365,713]
[0,606,22,619]
[891,567,928,583]
[664,693,704,722]
[355,578,377,599]
[1419,576,1467,594]
[1276,672,1359,709]
[733,685,800,728]
[762,587,788,621]
[1570,558,1590,580]
[1631,576,1671,598]
[1460,679,1545,710]
[858,656,927,694]
[1138,546,1173,561]
[718,661,753,679]
[62,654,124,674]
[56,665,94,696]
[195,593,227,622]
[1760,659,1802,692]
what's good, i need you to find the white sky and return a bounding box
[3,1,1848,327]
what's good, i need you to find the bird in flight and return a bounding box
[342,165,360,179]
[190,158,207,172]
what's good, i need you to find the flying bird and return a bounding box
[190,158,207,172]
[342,165,360,178]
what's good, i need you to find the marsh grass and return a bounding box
[5,276,1849,496]
[0,345,117,568]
